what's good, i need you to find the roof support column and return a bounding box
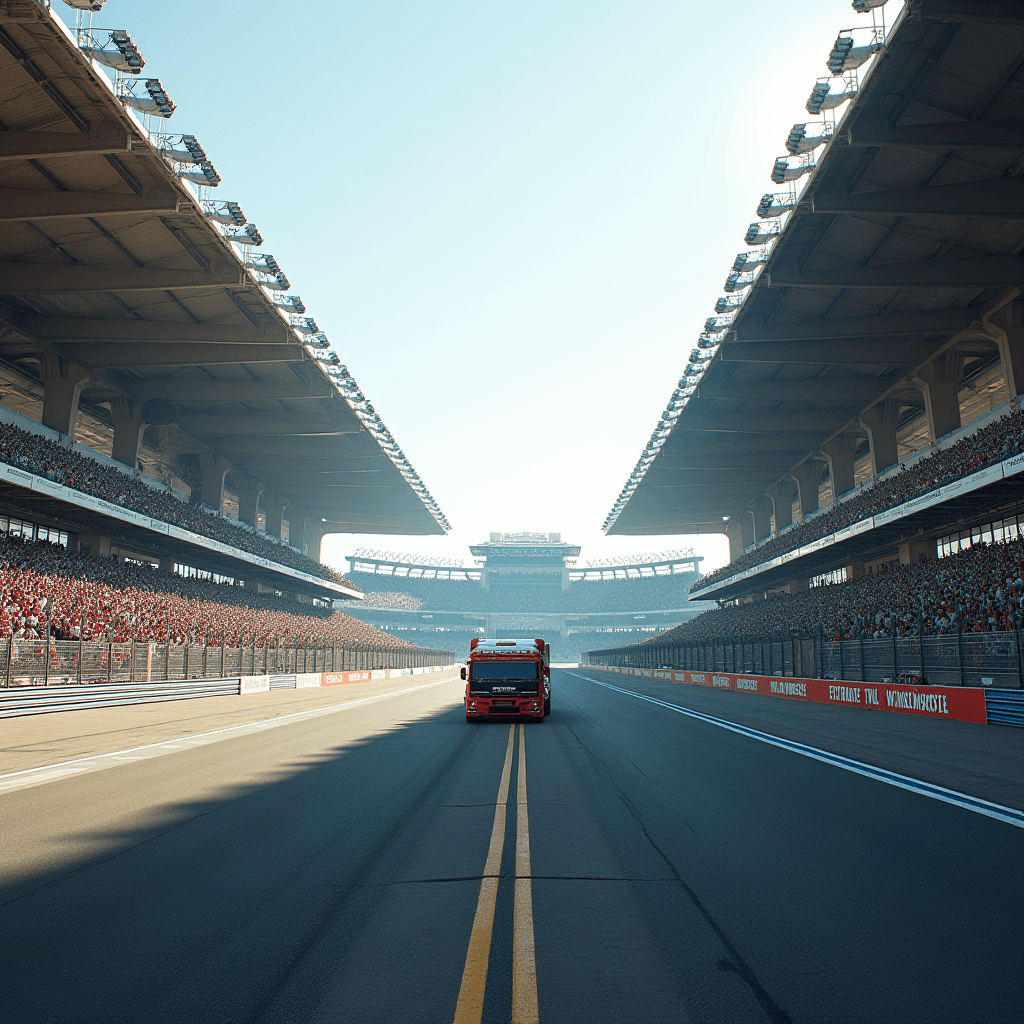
[303,519,329,563]
[820,433,861,501]
[38,354,89,439]
[724,520,745,563]
[263,491,290,538]
[859,398,902,476]
[109,398,147,469]
[285,508,307,549]
[914,349,966,442]
[790,460,824,520]
[199,452,231,511]
[766,480,797,532]
[748,495,773,542]
[984,300,1024,401]
[236,476,265,527]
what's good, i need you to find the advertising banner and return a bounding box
[601,666,988,724]
[295,673,322,688]
[239,674,270,694]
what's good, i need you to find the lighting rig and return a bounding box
[244,254,290,291]
[603,4,889,535]
[203,200,247,227]
[224,224,263,247]
[273,295,306,314]
[78,29,144,73]
[290,316,321,336]
[63,1,106,11]
[119,78,175,118]
[155,134,220,187]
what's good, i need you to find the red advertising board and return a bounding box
[604,667,989,724]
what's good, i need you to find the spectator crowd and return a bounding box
[644,537,1024,648]
[700,408,1024,589]
[350,571,701,614]
[0,421,353,587]
[0,532,409,649]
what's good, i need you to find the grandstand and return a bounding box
[588,0,1024,687]
[0,1,451,679]
[341,536,712,661]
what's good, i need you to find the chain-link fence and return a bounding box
[0,639,455,687]
[582,629,1024,688]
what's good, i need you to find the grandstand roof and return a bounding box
[0,3,446,537]
[607,1,1024,536]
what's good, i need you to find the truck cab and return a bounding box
[461,638,550,722]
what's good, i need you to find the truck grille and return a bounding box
[488,704,518,713]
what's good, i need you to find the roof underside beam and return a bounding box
[654,452,819,469]
[0,188,182,222]
[697,377,893,402]
[848,116,1024,148]
[20,315,289,343]
[811,177,1024,217]
[0,130,131,162]
[918,0,1024,23]
[0,263,245,292]
[57,342,302,366]
[766,256,1023,289]
[731,307,978,342]
[720,340,942,364]
[122,379,333,402]
[684,409,853,433]
[182,413,360,436]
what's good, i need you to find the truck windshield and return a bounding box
[469,660,539,695]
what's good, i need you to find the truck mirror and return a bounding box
[460,667,467,680]
[544,666,550,677]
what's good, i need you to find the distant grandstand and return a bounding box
[587,0,1024,688]
[342,534,712,661]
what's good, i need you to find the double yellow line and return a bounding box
[453,724,539,1024]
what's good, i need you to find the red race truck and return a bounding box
[461,638,551,722]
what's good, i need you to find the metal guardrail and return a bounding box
[0,678,240,718]
[0,639,455,688]
[985,689,1024,727]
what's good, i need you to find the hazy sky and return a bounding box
[99,0,885,573]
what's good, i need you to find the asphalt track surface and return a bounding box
[1,669,1021,1023]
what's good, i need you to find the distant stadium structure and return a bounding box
[342,533,712,661]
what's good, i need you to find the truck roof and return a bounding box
[470,638,544,655]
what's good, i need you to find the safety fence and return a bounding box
[0,639,454,688]
[582,629,1024,689]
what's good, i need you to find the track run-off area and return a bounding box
[1,669,1021,1024]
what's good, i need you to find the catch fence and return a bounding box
[0,639,454,688]
[582,629,1024,689]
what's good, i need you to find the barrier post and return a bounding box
[5,633,12,687]
[918,618,925,683]
[1014,626,1023,689]
[183,643,189,680]
[77,635,84,685]
[891,631,898,682]
[859,634,865,682]
[957,623,965,686]
[220,636,226,677]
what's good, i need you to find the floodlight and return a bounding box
[121,79,175,118]
[733,251,767,272]
[80,29,144,73]
[261,272,290,291]
[756,193,797,219]
[744,221,780,246]
[64,1,105,10]
[177,162,220,187]
[724,272,752,293]
[245,253,281,274]
[771,158,814,185]
[827,34,882,75]
[715,296,743,313]
[806,78,857,115]
[305,334,330,349]
[224,224,263,247]
[272,295,305,313]
[785,123,830,156]
[852,0,886,10]
[290,317,320,335]
[704,316,733,334]
[203,200,246,226]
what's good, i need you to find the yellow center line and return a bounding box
[453,724,516,1024]
[513,724,540,1024]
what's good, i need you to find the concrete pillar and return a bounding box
[748,495,773,542]
[304,519,329,562]
[244,579,263,593]
[199,452,231,511]
[158,555,174,573]
[820,433,861,500]
[766,480,797,532]
[790,460,824,519]
[785,578,808,595]
[263,491,290,538]
[236,476,264,526]
[38,355,89,439]
[914,349,966,442]
[898,538,934,565]
[739,513,754,551]
[285,508,308,549]
[984,299,1024,401]
[845,560,865,579]
[724,520,745,563]
[859,398,903,476]
[109,397,147,468]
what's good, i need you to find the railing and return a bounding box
[582,628,1024,689]
[0,639,454,688]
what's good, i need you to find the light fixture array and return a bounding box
[602,1,887,533]
[65,5,450,535]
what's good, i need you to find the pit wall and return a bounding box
[241,664,456,694]
[590,665,989,725]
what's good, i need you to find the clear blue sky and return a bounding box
[94,0,880,572]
